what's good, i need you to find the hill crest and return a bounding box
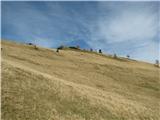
[1,40,160,120]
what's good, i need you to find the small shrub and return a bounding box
[57,45,64,50]
[126,55,130,59]
[76,45,80,49]
[113,53,117,58]
[155,60,159,67]
[28,43,33,45]
[69,46,80,50]
[34,45,38,50]
[56,48,60,53]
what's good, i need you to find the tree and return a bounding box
[28,43,33,45]
[126,55,130,59]
[99,49,102,53]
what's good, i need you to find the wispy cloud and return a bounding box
[2,2,88,47]
[88,2,159,62]
[2,1,160,63]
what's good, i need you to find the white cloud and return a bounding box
[90,2,158,43]
[2,1,159,63]
[98,12,156,43]
[88,2,159,62]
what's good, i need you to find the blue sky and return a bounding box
[1,1,160,63]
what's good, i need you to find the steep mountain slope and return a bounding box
[1,40,160,120]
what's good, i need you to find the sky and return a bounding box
[1,1,160,63]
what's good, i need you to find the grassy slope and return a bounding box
[1,40,160,120]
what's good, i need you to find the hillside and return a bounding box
[1,40,160,120]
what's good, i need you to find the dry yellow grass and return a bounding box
[1,40,160,120]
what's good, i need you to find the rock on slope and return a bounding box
[1,40,160,120]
